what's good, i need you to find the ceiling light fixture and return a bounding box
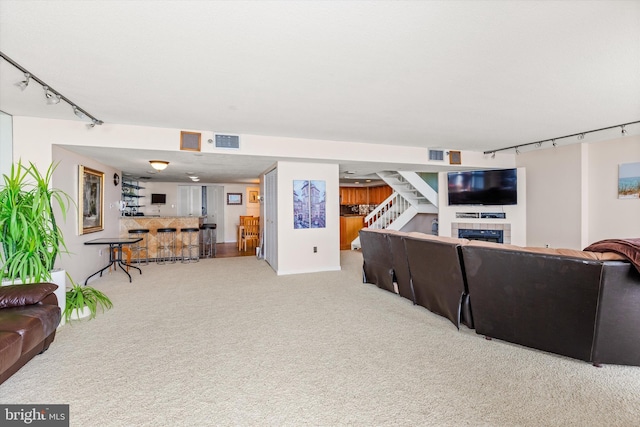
[0,50,103,126]
[16,72,30,90]
[621,125,627,136]
[491,152,496,159]
[483,120,639,156]
[149,160,169,171]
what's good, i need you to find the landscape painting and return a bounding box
[618,162,640,199]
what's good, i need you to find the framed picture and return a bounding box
[227,193,242,205]
[249,190,259,203]
[293,180,326,229]
[79,165,104,235]
[618,162,640,199]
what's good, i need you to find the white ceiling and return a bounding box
[1,1,639,183]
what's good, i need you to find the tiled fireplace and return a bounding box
[451,223,511,244]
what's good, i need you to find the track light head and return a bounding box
[73,105,85,119]
[16,72,30,90]
[515,147,520,155]
[43,85,60,104]
[578,133,585,140]
[552,139,557,147]
[491,152,496,159]
[621,125,627,136]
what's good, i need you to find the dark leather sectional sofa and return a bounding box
[359,228,640,367]
[0,283,61,385]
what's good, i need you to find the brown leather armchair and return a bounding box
[0,282,61,385]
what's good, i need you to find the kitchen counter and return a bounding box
[119,216,206,260]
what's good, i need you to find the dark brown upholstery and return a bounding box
[461,245,640,365]
[386,231,414,302]
[358,228,395,293]
[0,283,60,385]
[403,233,469,329]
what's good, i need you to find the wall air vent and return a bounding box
[429,149,444,161]
[214,134,240,149]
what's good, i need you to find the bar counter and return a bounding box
[119,216,205,260]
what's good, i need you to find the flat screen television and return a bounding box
[151,193,166,205]
[447,168,517,205]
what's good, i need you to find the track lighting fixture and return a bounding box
[43,86,61,104]
[1,51,103,126]
[73,105,85,119]
[149,160,169,171]
[16,72,30,90]
[491,152,496,159]
[484,121,639,156]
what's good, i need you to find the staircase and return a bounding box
[351,171,438,249]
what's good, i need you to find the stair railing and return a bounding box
[364,192,410,229]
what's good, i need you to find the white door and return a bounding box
[264,168,277,270]
[177,185,202,216]
[205,185,224,243]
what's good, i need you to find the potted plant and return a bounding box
[64,281,113,321]
[0,160,78,320]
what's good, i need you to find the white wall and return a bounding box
[517,144,583,248]
[517,136,640,249]
[52,146,122,286]
[437,168,527,246]
[275,161,340,275]
[586,135,640,243]
[0,111,12,179]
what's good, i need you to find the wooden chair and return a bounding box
[241,217,260,252]
[110,247,132,272]
[238,215,254,251]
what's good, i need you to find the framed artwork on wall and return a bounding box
[618,162,640,199]
[227,193,242,205]
[293,180,326,229]
[249,190,259,204]
[79,165,104,234]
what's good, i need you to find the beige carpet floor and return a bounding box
[2,251,640,426]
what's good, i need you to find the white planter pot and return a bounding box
[1,268,67,327]
[69,305,91,320]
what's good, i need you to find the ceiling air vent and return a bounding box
[429,149,444,161]
[214,134,240,149]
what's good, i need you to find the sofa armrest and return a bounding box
[0,283,58,309]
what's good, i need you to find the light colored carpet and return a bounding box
[2,251,640,426]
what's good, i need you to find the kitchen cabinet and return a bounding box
[339,185,392,205]
[340,215,364,250]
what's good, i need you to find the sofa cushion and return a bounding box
[0,311,47,354]
[0,332,22,371]
[465,240,626,262]
[0,283,58,309]
[407,232,469,245]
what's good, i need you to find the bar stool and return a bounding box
[128,229,150,265]
[180,227,200,263]
[156,227,177,264]
[199,223,217,258]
